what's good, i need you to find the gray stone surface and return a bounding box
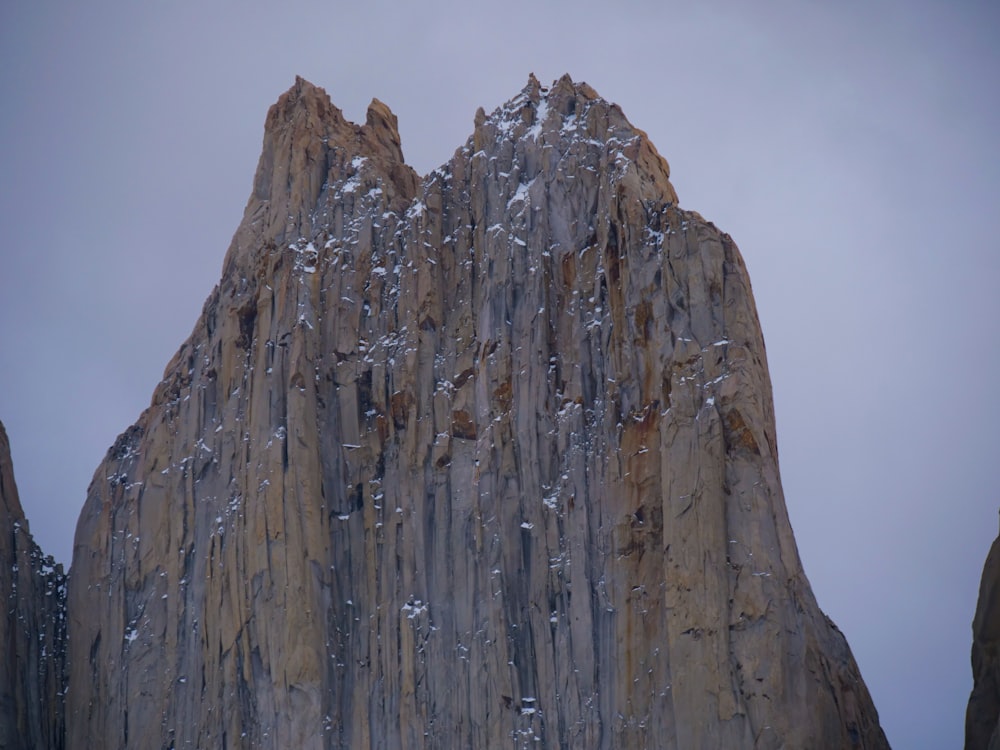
[967,528,1000,749]
[0,420,66,750]
[63,75,888,748]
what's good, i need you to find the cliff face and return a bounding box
[0,420,66,750]
[967,528,1000,749]
[64,74,888,749]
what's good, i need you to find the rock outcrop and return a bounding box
[0,420,66,750]
[967,525,1000,749]
[64,74,888,748]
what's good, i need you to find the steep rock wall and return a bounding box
[0,420,66,750]
[65,75,888,749]
[967,527,1000,749]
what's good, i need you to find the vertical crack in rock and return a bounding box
[59,74,890,749]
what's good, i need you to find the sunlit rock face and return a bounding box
[0,420,66,750]
[65,75,888,749]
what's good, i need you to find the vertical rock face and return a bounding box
[0,420,66,750]
[967,528,1000,749]
[65,75,888,748]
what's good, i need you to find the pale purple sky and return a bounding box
[1,2,997,747]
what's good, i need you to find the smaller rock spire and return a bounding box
[363,97,405,165]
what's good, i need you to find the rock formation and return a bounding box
[967,525,1000,749]
[0,420,66,750]
[55,74,889,748]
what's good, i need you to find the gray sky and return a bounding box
[1,1,997,746]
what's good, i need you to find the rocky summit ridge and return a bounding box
[4,74,888,748]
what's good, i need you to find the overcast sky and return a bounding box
[1,1,997,746]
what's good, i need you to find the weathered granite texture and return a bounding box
[65,74,888,749]
[0,420,66,750]
[967,527,1000,749]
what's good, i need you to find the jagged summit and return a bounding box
[40,75,891,748]
[264,76,346,137]
[261,76,406,166]
[232,73,679,278]
[468,73,679,207]
[226,76,418,274]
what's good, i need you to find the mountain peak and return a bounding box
[269,76,342,127]
[48,74,889,748]
[470,75,678,208]
[226,78,417,273]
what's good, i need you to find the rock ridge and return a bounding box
[62,75,889,748]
